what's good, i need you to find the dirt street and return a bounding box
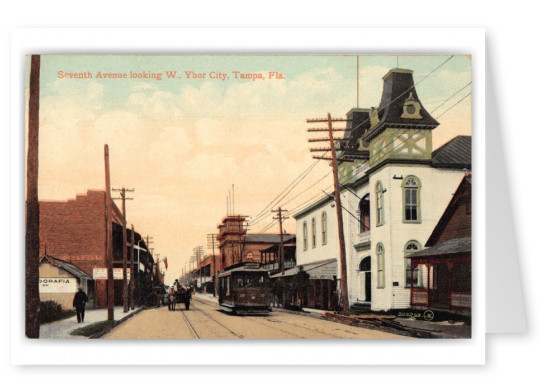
[102,297,409,339]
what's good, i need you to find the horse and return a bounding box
[167,288,176,311]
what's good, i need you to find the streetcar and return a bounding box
[218,263,271,315]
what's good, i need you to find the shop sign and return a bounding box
[39,277,78,293]
[113,268,131,280]
[94,268,130,280]
[93,268,108,280]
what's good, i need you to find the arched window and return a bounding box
[321,212,328,245]
[404,240,422,287]
[403,176,421,222]
[376,181,384,226]
[359,194,370,232]
[376,242,385,288]
[312,217,317,248]
[246,251,254,261]
[303,221,308,251]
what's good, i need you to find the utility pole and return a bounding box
[194,246,204,292]
[144,235,154,283]
[130,225,135,310]
[155,253,161,284]
[272,207,288,275]
[104,145,114,321]
[145,236,154,250]
[307,113,351,313]
[25,54,40,338]
[112,187,134,313]
[149,247,155,283]
[207,233,218,297]
[188,256,195,285]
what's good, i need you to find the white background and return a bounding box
[2,0,548,389]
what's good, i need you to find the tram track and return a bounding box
[190,298,305,338]
[177,300,244,339]
[243,316,306,338]
[176,302,200,339]
[193,296,344,339]
[261,317,345,339]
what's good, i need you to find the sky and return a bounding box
[28,54,472,282]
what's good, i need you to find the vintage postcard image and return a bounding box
[24,54,472,340]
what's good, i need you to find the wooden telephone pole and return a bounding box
[104,145,114,321]
[306,113,351,313]
[130,225,135,310]
[25,54,41,338]
[194,246,204,292]
[207,233,218,297]
[272,207,288,275]
[112,187,134,312]
[144,235,153,281]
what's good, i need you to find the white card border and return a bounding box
[10,27,485,365]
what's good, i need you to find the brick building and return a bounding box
[39,190,155,308]
[216,214,294,270]
[190,254,220,293]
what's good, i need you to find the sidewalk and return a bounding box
[40,306,142,339]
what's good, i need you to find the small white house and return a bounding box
[39,254,94,310]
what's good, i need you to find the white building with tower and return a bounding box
[294,68,471,312]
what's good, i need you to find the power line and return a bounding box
[430,82,472,115]
[251,57,464,234]
[272,81,472,229]
[435,92,471,120]
[252,56,458,228]
[248,158,320,224]
[335,55,456,145]
[249,155,325,226]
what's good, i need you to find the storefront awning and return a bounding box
[271,258,336,279]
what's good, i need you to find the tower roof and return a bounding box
[342,108,372,151]
[363,68,439,142]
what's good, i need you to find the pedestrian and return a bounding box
[182,286,192,310]
[73,287,88,323]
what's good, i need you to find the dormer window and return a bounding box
[401,92,422,119]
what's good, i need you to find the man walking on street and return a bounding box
[183,286,192,311]
[73,287,88,323]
